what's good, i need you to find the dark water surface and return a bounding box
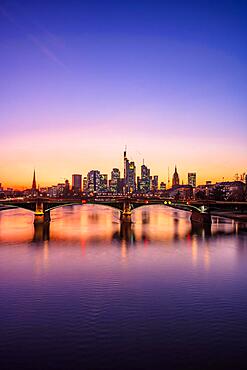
[0,205,247,370]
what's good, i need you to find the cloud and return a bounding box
[0,4,67,69]
[27,33,67,69]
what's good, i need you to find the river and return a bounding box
[0,205,247,369]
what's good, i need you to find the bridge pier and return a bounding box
[191,210,211,225]
[34,213,45,224]
[34,201,51,224]
[120,202,132,223]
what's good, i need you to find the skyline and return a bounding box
[1,0,247,188]
[0,146,245,191]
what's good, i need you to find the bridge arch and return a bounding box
[130,202,195,213]
[0,204,35,213]
[45,202,123,213]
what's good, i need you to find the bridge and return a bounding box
[0,196,247,225]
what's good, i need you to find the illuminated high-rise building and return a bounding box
[188,172,196,187]
[160,182,166,191]
[124,147,129,193]
[172,166,180,187]
[83,177,87,191]
[151,175,159,192]
[123,148,136,193]
[72,174,82,192]
[99,174,108,192]
[128,161,136,193]
[87,170,101,193]
[139,162,150,193]
[110,168,120,193]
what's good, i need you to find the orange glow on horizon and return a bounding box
[0,128,246,190]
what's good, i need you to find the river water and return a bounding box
[0,205,247,370]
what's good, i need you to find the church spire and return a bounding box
[172,165,180,187]
[32,170,37,190]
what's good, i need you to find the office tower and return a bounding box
[128,161,136,193]
[160,182,166,191]
[57,183,66,197]
[139,162,150,193]
[64,179,70,197]
[65,179,70,190]
[151,175,159,192]
[118,178,125,194]
[137,176,140,192]
[172,166,180,187]
[124,147,129,193]
[99,174,108,192]
[123,148,136,193]
[188,172,196,187]
[87,170,101,193]
[83,177,87,191]
[110,168,120,193]
[72,174,82,192]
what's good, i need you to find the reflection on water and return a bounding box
[0,205,247,370]
[0,205,244,247]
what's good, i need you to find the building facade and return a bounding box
[110,168,120,193]
[72,174,82,192]
[188,172,196,188]
[172,166,180,187]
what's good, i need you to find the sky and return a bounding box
[0,0,246,189]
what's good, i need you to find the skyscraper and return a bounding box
[110,168,120,193]
[124,147,129,193]
[83,177,87,191]
[160,181,166,191]
[188,172,196,187]
[99,174,108,192]
[64,179,70,197]
[87,170,101,193]
[128,161,136,193]
[139,162,150,193]
[172,166,180,187]
[123,148,136,193]
[72,174,82,192]
[151,175,159,192]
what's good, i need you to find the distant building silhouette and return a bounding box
[72,174,82,192]
[188,172,196,187]
[172,166,180,187]
[32,170,37,190]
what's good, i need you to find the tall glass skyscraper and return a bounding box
[123,148,136,193]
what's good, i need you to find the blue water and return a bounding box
[0,205,247,369]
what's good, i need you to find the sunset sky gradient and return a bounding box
[1,0,246,189]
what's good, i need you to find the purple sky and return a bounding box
[0,0,246,188]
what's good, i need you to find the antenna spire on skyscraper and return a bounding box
[124,145,127,159]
